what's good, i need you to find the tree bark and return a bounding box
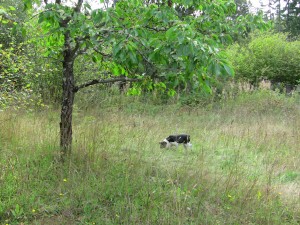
[60,30,75,159]
[60,64,75,158]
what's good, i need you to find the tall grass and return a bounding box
[0,90,299,224]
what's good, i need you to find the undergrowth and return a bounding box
[0,90,299,224]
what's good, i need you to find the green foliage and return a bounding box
[0,42,38,110]
[0,0,270,109]
[0,31,56,109]
[0,1,28,109]
[106,0,263,92]
[0,43,27,91]
[227,32,300,86]
[0,0,59,109]
[0,0,26,48]
[20,0,268,97]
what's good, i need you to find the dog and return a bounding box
[159,134,192,149]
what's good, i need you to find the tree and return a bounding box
[233,0,251,18]
[21,0,267,160]
[283,0,300,37]
[258,0,284,32]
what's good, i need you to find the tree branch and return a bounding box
[72,37,85,58]
[73,77,141,92]
[74,0,84,13]
[93,47,112,58]
[145,26,168,32]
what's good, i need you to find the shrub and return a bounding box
[227,32,300,87]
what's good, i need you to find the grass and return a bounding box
[0,90,299,224]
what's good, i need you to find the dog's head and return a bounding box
[159,141,168,148]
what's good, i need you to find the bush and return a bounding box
[227,32,300,87]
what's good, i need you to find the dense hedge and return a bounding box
[227,33,300,87]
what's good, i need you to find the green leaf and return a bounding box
[202,80,212,94]
[113,42,123,57]
[83,3,91,11]
[167,89,176,96]
[112,64,121,75]
[129,51,138,64]
[223,64,234,76]
[127,86,142,96]
[92,10,104,24]
[166,27,177,41]
[208,61,221,76]
[23,0,33,10]
[92,55,98,63]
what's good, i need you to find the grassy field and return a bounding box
[0,90,299,224]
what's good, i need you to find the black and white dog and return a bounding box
[159,134,192,149]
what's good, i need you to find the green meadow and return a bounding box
[1,90,299,224]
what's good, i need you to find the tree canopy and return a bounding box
[20,0,268,94]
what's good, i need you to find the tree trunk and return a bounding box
[60,62,75,158]
[60,30,76,159]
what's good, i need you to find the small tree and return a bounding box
[21,0,266,160]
